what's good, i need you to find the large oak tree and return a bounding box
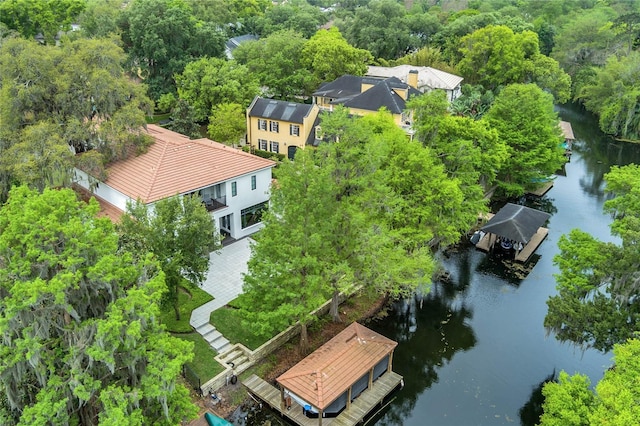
[0,186,196,425]
[301,27,373,85]
[0,38,153,202]
[120,0,226,99]
[458,24,571,102]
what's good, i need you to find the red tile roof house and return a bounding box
[73,124,276,240]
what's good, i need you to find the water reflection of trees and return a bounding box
[370,280,477,425]
[518,371,555,426]
[558,104,640,201]
[525,196,557,216]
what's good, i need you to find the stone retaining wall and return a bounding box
[200,293,350,394]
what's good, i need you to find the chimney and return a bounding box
[408,70,418,89]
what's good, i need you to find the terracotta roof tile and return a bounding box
[103,125,275,203]
[559,121,575,141]
[73,184,125,222]
[277,322,397,410]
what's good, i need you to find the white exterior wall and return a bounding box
[74,166,273,240]
[211,167,272,239]
[73,168,134,210]
[449,85,462,102]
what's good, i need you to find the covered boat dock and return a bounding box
[475,203,550,263]
[243,323,403,426]
[559,120,575,159]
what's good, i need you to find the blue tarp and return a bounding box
[205,412,232,426]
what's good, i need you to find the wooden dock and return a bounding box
[243,372,403,426]
[514,227,548,263]
[331,372,403,426]
[527,180,554,197]
[475,232,494,252]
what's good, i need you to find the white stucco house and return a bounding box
[367,65,464,102]
[74,124,276,240]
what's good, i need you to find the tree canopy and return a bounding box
[550,5,620,78]
[186,0,270,27]
[410,90,506,197]
[457,24,571,102]
[0,0,85,44]
[76,0,123,39]
[252,0,327,38]
[545,164,640,352]
[175,57,260,122]
[301,27,373,85]
[208,103,247,146]
[119,195,219,321]
[458,25,539,89]
[239,108,505,351]
[340,0,403,60]
[0,186,196,425]
[239,148,336,352]
[167,99,202,139]
[233,30,315,100]
[483,84,565,197]
[539,339,640,425]
[576,52,640,140]
[120,0,226,99]
[408,91,502,242]
[0,37,153,202]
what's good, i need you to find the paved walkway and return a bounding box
[190,237,253,354]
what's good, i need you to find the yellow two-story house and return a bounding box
[312,75,422,132]
[246,97,320,160]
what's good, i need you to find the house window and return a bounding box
[258,119,267,130]
[290,124,300,136]
[269,121,279,133]
[251,175,256,190]
[258,139,268,150]
[401,111,411,125]
[241,201,268,229]
[315,125,323,140]
[270,141,279,154]
[231,181,237,197]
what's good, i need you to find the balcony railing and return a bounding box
[203,196,227,212]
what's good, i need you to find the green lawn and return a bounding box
[146,113,171,124]
[209,304,272,350]
[173,332,224,384]
[161,285,213,333]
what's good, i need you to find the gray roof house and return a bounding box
[312,75,422,132]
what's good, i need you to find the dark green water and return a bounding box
[368,103,640,425]
[234,103,640,425]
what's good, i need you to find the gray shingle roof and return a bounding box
[480,203,551,244]
[313,75,420,114]
[248,98,314,124]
